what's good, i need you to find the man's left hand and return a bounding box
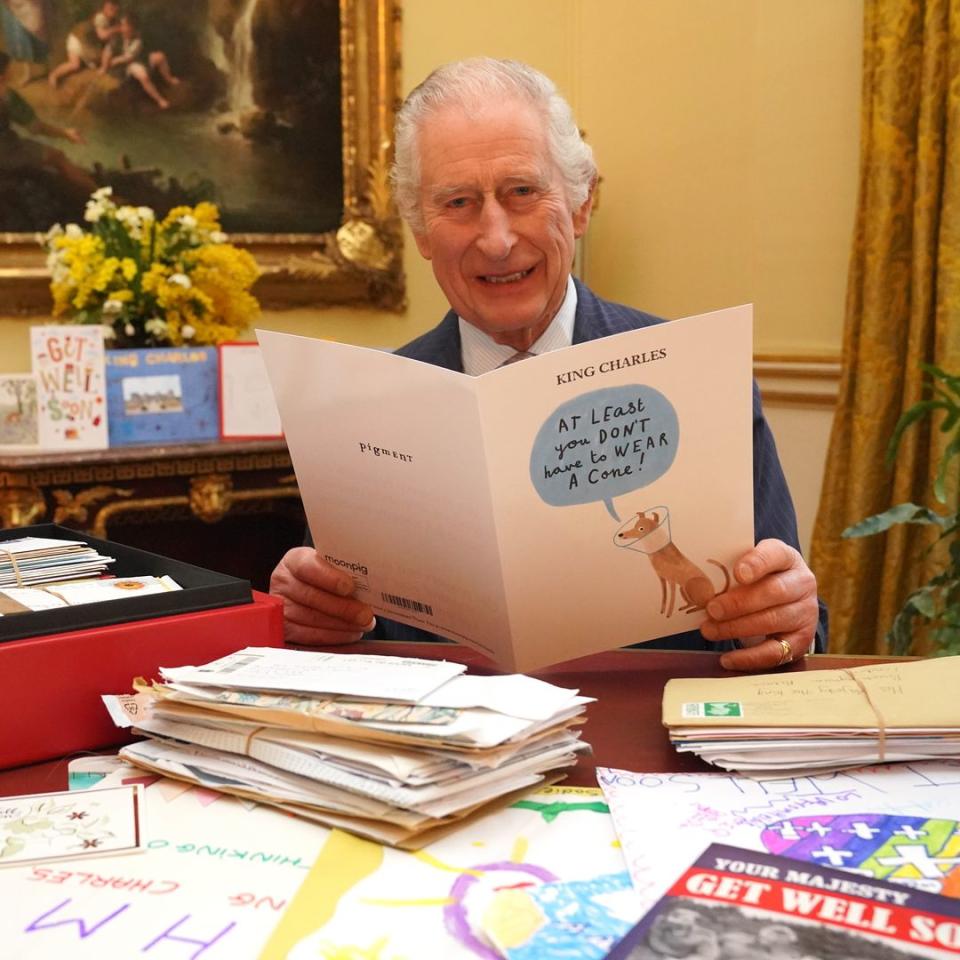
[698,538,819,671]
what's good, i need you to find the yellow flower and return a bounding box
[43,193,260,347]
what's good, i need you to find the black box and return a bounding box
[0,523,252,643]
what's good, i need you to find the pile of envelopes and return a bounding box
[105,646,591,848]
[662,656,960,776]
[0,536,114,587]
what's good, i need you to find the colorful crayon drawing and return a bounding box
[598,761,960,916]
[268,786,627,960]
[482,870,636,960]
[761,815,960,896]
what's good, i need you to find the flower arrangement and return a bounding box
[42,188,260,348]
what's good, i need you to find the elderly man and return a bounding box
[271,57,827,671]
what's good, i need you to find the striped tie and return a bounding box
[499,350,535,367]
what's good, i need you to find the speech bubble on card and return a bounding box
[529,385,679,520]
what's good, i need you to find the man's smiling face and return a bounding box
[412,96,592,351]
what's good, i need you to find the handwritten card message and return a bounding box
[30,325,107,450]
[259,306,754,671]
[597,761,960,915]
[0,773,623,960]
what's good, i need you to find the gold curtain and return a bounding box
[810,0,960,655]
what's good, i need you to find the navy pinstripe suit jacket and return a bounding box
[323,279,828,652]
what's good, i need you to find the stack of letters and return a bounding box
[105,646,591,848]
[662,656,960,776]
[0,536,114,587]
[0,535,184,616]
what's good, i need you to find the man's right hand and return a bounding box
[269,547,376,646]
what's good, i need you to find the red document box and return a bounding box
[0,590,283,769]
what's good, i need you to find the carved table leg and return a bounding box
[0,486,47,528]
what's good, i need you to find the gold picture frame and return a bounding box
[0,0,404,314]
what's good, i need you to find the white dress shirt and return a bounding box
[458,276,578,376]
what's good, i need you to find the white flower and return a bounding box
[181,324,196,340]
[65,223,83,238]
[168,273,192,288]
[84,187,115,223]
[116,206,144,239]
[103,299,124,315]
[210,231,227,244]
[145,318,168,336]
[137,206,154,221]
[124,323,136,337]
[178,215,197,229]
[102,325,117,340]
[46,250,69,282]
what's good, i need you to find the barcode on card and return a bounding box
[210,654,261,675]
[381,592,434,616]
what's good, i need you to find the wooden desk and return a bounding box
[0,646,889,797]
[0,439,305,590]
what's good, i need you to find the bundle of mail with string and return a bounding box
[104,646,591,849]
[661,656,960,776]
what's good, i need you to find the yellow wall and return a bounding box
[0,0,862,368]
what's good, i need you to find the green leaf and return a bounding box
[941,408,960,433]
[842,503,946,538]
[921,362,960,398]
[887,604,920,656]
[887,400,952,461]
[934,432,960,503]
[908,585,939,619]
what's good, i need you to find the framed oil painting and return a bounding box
[0,0,403,311]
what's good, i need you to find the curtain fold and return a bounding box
[810,0,960,655]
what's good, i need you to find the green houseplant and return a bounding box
[842,363,960,656]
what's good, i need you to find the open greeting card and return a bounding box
[258,306,754,671]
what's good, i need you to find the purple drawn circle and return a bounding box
[443,860,559,959]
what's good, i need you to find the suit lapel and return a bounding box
[572,278,612,344]
[426,311,464,372]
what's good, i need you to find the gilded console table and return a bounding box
[0,439,305,589]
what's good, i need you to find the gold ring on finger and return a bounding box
[774,637,793,666]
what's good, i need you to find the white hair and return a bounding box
[391,57,597,232]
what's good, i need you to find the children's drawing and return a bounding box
[761,815,960,896]
[613,507,730,616]
[2,774,625,960]
[0,771,326,959]
[272,786,626,960]
[598,761,960,915]
[482,870,636,960]
[0,374,39,446]
[30,324,108,449]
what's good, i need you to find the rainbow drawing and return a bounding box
[760,815,960,897]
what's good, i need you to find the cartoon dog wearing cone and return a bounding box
[615,509,730,617]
